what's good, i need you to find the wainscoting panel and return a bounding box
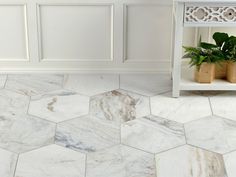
[0,0,177,73]
[38,4,113,62]
[124,4,172,63]
[0,4,29,61]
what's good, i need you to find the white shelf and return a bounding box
[172,0,236,97]
[180,66,236,90]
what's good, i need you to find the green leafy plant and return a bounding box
[224,36,236,61]
[183,42,224,70]
[204,32,236,61]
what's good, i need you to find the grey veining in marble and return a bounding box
[90,90,150,124]
[15,144,86,177]
[0,75,7,88]
[0,89,29,117]
[5,74,63,96]
[210,92,236,121]
[55,115,120,153]
[151,92,212,123]
[155,145,227,177]
[0,114,56,153]
[120,74,171,96]
[28,90,89,123]
[185,116,236,154]
[63,74,119,96]
[121,115,186,153]
[224,151,236,177]
[86,145,156,177]
[0,148,17,177]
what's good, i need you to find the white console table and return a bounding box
[172,0,236,97]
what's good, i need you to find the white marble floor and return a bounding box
[0,74,236,177]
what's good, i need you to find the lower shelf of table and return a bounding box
[180,67,236,91]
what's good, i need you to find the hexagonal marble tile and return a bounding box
[90,90,150,125]
[5,74,63,96]
[121,115,186,153]
[0,114,55,153]
[55,115,120,153]
[0,148,17,177]
[120,74,171,96]
[86,145,156,177]
[155,145,227,177]
[0,75,7,89]
[15,144,86,177]
[63,74,119,96]
[224,151,236,177]
[0,89,29,116]
[151,92,212,123]
[210,92,236,121]
[185,116,236,154]
[28,90,89,123]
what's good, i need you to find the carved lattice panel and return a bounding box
[184,4,236,24]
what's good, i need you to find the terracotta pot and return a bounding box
[215,61,227,79]
[195,63,215,83]
[227,61,236,83]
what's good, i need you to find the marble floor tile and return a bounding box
[5,74,63,96]
[224,151,236,177]
[63,74,119,96]
[86,145,156,177]
[120,74,171,96]
[90,90,150,125]
[151,92,212,123]
[55,115,120,153]
[0,75,7,89]
[155,145,227,177]
[0,148,18,177]
[0,114,55,153]
[121,115,185,153]
[210,92,236,121]
[185,116,236,154]
[15,144,86,177]
[28,90,89,123]
[0,89,29,116]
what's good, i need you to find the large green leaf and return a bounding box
[213,32,229,47]
[200,42,218,49]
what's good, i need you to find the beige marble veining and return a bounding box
[121,115,186,153]
[5,74,64,96]
[90,89,150,124]
[156,145,227,177]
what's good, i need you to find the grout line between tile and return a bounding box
[118,74,121,89]
[208,97,214,115]
[13,154,19,177]
[3,74,8,89]
[183,124,188,144]
[84,154,88,177]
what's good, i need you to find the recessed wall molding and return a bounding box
[36,3,114,62]
[123,3,173,63]
[0,0,178,73]
[0,4,30,61]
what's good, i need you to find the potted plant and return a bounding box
[224,36,236,83]
[183,45,224,83]
[201,32,229,79]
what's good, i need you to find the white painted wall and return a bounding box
[0,0,198,73]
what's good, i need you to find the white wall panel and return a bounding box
[0,0,191,73]
[38,4,113,61]
[0,5,29,61]
[124,4,172,62]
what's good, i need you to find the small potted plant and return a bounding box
[225,36,236,83]
[183,44,224,83]
[201,32,229,79]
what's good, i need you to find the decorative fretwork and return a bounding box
[185,5,236,24]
